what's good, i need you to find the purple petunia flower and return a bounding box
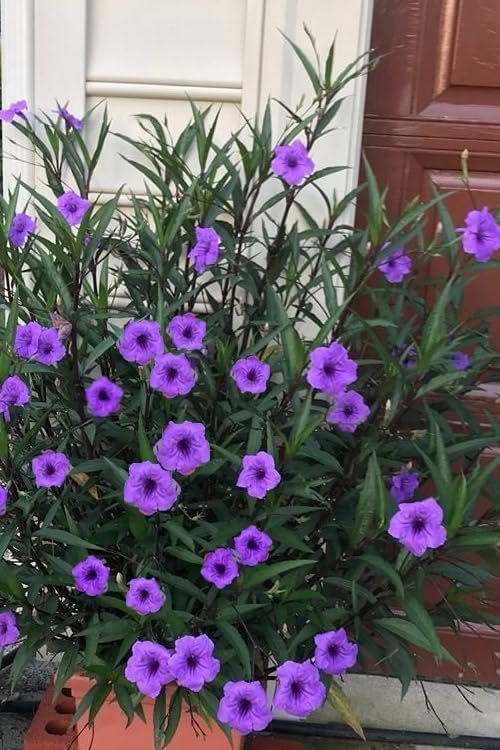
[378,246,412,283]
[35,327,66,365]
[167,313,206,351]
[72,555,110,596]
[390,467,420,504]
[271,140,315,186]
[314,628,358,676]
[126,577,166,616]
[231,356,271,395]
[234,525,272,566]
[124,640,173,698]
[56,191,91,226]
[0,100,27,123]
[124,461,180,516]
[32,450,71,488]
[273,660,326,718]
[150,353,196,399]
[326,391,370,433]
[9,213,37,247]
[0,487,8,516]
[168,634,220,692]
[201,548,239,589]
[450,351,470,371]
[218,680,272,735]
[0,611,20,648]
[236,451,281,500]
[188,227,221,274]
[306,341,357,397]
[0,375,30,422]
[14,322,43,359]
[155,421,210,476]
[85,376,123,417]
[458,207,500,263]
[117,320,164,366]
[56,106,82,131]
[388,497,447,557]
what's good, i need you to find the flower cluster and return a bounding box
[15,322,66,365]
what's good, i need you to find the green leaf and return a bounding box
[54,642,79,699]
[327,681,365,739]
[401,595,442,657]
[281,31,321,94]
[33,527,104,550]
[351,453,386,545]
[153,686,166,750]
[218,621,252,680]
[137,414,155,461]
[162,688,182,746]
[244,559,315,588]
[360,553,404,598]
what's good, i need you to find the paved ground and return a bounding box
[0,659,55,750]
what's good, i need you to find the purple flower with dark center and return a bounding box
[201,548,239,589]
[124,640,173,698]
[126,578,166,616]
[306,341,357,397]
[458,207,500,262]
[0,487,7,516]
[0,611,20,647]
[56,106,82,131]
[124,461,180,516]
[388,497,447,557]
[14,322,42,359]
[32,450,71,488]
[218,681,272,735]
[117,320,164,366]
[272,660,326,718]
[450,351,470,371]
[9,213,37,247]
[231,356,271,395]
[0,100,27,122]
[390,467,420,503]
[34,327,66,365]
[72,555,110,596]
[271,140,315,186]
[150,353,196,399]
[168,634,220,692]
[167,313,206,351]
[326,391,370,433]
[0,375,30,421]
[56,191,91,226]
[314,629,358,676]
[236,451,281,500]
[188,227,221,274]
[234,525,272,566]
[155,421,210,476]
[378,246,412,283]
[85,376,123,417]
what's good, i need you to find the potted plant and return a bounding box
[0,37,497,750]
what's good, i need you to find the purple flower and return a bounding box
[459,207,500,262]
[314,629,358,676]
[85,376,123,417]
[273,660,326,718]
[0,100,27,123]
[390,467,420,503]
[393,343,418,369]
[450,351,470,371]
[35,327,66,365]
[72,555,110,596]
[117,320,163,366]
[0,611,20,648]
[188,227,221,274]
[124,461,180,516]
[168,634,220,692]
[236,451,281,500]
[326,391,370,433]
[126,578,166,616]
[56,191,91,226]
[57,106,82,131]
[217,681,272,735]
[0,487,8,516]
[271,140,315,186]
[201,548,239,589]
[32,450,71,488]
[306,342,357,397]
[155,421,210,476]
[0,375,30,421]
[388,497,447,557]
[378,246,412,283]
[124,640,173,698]
[234,525,272,566]
[9,213,37,247]
[15,322,43,359]
[167,313,206,351]
[231,356,271,395]
[150,353,196,399]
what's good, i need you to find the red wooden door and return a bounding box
[362,0,500,683]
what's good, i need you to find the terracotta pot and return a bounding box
[25,675,242,750]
